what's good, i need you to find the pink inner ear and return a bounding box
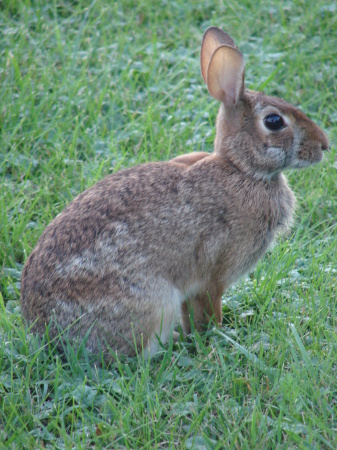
[200,27,236,83]
[206,45,245,105]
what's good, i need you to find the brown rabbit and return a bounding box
[21,27,329,359]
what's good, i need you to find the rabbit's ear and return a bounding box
[206,44,245,106]
[200,27,236,83]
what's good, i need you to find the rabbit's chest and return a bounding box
[204,181,295,283]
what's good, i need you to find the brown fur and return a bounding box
[21,27,328,360]
[171,151,210,167]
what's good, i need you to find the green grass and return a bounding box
[1,0,337,448]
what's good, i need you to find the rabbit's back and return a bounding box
[21,161,205,356]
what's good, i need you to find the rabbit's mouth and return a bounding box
[291,146,324,169]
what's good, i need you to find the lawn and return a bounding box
[1,0,336,448]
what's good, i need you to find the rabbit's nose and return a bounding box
[320,131,329,151]
[311,122,329,151]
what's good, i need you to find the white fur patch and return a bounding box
[266,146,285,161]
[182,280,204,299]
[55,233,126,277]
[144,277,183,358]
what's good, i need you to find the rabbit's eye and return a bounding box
[263,114,284,131]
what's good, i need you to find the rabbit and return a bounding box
[21,27,329,360]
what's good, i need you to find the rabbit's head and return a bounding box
[201,27,329,180]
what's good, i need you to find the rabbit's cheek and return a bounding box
[265,146,286,168]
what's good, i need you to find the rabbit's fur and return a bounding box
[21,27,329,359]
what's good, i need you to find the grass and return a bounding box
[1,0,336,447]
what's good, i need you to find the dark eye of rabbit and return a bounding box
[264,114,284,131]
